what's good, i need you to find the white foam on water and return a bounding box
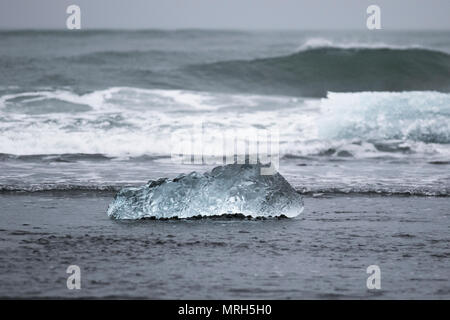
[0,87,449,159]
[318,91,450,142]
[296,37,426,52]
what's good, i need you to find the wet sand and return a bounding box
[0,192,448,299]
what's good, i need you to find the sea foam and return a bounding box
[1,88,449,158]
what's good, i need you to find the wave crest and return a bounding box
[186,47,450,97]
[296,37,426,51]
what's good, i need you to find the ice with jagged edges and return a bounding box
[107,163,304,219]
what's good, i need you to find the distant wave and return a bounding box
[64,50,187,65]
[2,39,449,97]
[295,37,427,51]
[185,47,450,97]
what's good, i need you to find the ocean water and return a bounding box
[0,30,449,195]
[0,30,449,298]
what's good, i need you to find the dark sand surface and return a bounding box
[0,192,448,299]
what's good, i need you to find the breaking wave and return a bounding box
[295,38,427,51]
[185,47,450,97]
[0,87,449,158]
[318,91,450,144]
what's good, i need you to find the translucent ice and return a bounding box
[107,163,304,219]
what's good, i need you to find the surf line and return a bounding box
[178,304,213,318]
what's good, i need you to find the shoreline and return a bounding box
[1,189,449,197]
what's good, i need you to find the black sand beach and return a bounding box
[0,192,448,299]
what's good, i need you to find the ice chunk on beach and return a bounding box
[107,163,304,219]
